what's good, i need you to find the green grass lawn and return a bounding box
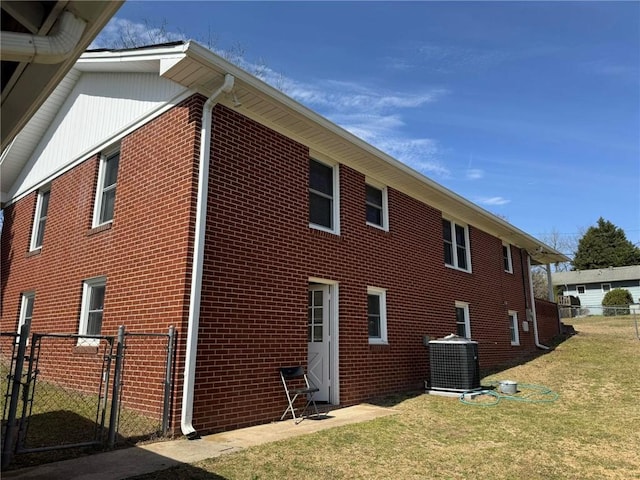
[134,316,640,480]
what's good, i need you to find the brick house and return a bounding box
[0,42,568,436]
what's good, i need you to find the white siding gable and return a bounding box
[8,72,189,201]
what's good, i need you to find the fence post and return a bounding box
[107,326,125,448]
[162,325,176,435]
[2,321,30,468]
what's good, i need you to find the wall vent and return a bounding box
[428,336,480,392]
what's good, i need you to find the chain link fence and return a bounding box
[1,323,176,468]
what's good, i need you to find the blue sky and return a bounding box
[92,1,640,255]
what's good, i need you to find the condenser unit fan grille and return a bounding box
[429,339,480,392]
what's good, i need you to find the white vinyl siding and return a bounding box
[9,72,188,201]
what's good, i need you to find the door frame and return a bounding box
[308,277,339,405]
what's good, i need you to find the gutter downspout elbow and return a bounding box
[0,11,87,64]
[181,74,235,439]
[527,254,550,350]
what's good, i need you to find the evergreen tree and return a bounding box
[572,218,640,270]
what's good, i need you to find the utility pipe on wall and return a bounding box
[0,11,87,64]
[181,74,235,439]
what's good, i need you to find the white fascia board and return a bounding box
[181,41,567,264]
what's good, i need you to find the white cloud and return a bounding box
[477,196,511,206]
[466,168,484,180]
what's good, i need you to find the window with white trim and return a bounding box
[508,310,520,346]
[577,285,585,294]
[502,243,513,273]
[30,188,50,250]
[443,218,471,272]
[309,158,339,233]
[17,292,35,340]
[602,283,611,293]
[93,149,120,226]
[367,287,388,344]
[365,182,388,230]
[455,301,471,338]
[78,277,106,345]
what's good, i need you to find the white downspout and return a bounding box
[527,254,549,350]
[181,74,235,438]
[0,11,87,64]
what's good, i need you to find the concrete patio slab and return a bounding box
[2,403,397,480]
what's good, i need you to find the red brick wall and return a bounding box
[0,96,204,430]
[2,94,557,437]
[535,298,561,344]
[193,104,546,433]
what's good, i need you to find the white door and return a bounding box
[308,284,330,402]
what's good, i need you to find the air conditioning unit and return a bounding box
[428,336,480,392]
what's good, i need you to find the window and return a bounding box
[93,149,120,226]
[455,301,471,338]
[508,311,520,346]
[78,277,106,345]
[367,287,387,344]
[602,284,611,293]
[17,293,35,340]
[502,243,513,273]
[365,182,388,230]
[443,218,471,271]
[30,188,50,250]
[309,158,339,233]
[577,285,585,294]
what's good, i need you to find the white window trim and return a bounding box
[17,292,35,342]
[92,146,120,228]
[502,242,513,273]
[602,283,611,292]
[444,217,472,273]
[455,301,471,338]
[367,287,388,345]
[365,178,389,231]
[78,276,107,346]
[577,285,586,294]
[30,187,50,251]
[309,157,340,235]
[509,310,520,346]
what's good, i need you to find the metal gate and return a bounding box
[1,322,175,468]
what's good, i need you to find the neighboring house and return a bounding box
[0,42,568,437]
[553,265,640,315]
